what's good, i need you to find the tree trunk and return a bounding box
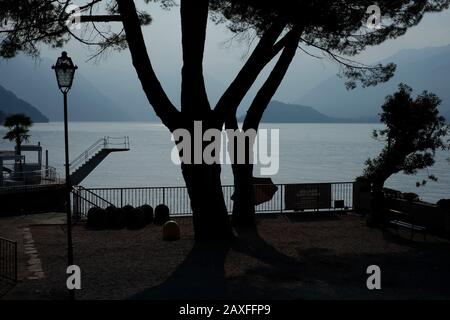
[182,162,233,242]
[231,163,255,227]
[225,118,256,227]
[16,140,23,174]
[367,178,386,226]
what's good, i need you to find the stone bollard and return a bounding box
[163,220,180,241]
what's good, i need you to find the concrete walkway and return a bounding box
[0,213,66,298]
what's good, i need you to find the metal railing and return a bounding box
[0,237,17,283]
[69,136,130,172]
[73,186,115,209]
[0,166,62,192]
[73,182,354,219]
[106,136,130,150]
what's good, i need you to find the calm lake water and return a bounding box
[0,122,449,203]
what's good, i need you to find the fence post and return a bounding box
[14,241,18,282]
[72,189,77,219]
[120,189,123,208]
[351,182,354,209]
[163,188,166,204]
[280,184,284,214]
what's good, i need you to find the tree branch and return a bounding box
[80,15,122,23]
[180,0,210,117]
[116,0,180,131]
[243,28,303,131]
[214,20,287,127]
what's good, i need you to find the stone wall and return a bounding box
[0,185,66,216]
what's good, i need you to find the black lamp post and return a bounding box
[52,51,77,299]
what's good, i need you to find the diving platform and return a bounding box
[69,136,130,185]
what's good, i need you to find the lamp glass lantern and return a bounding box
[52,51,78,93]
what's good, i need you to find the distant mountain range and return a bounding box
[2,43,450,123]
[238,100,378,123]
[297,44,450,120]
[0,54,230,122]
[0,84,49,123]
[0,55,132,121]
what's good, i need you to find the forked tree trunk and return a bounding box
[182,162,233,242]
[230,28,303,228]
[117,0,299,239]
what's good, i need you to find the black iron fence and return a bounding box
[0,237,17,283]
[73,182,353,219]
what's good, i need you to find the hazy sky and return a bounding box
[39,2,450,108]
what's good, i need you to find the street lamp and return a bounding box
[52,51,77,299]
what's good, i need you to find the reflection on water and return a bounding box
[0,122,448,203]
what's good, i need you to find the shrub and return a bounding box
[110,207,126,229]
[106,206,117,228]
[97,208,109,229]
[437,199,450,211]
[154,204,170,225]
[87,207,108,229]
[140,205,154,225]
[87,207,101,229]
[122,205,134,227]
[134,207,146,229]
[127,207,146,230]
[122,205,134,213]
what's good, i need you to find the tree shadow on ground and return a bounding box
[232,226,304,273]
[130,226,304,300]
[130,223,450,300]
[130,242,231,300]
[229,241,450,299]
[229,225,450,299]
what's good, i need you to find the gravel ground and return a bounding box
[2,212,450,300]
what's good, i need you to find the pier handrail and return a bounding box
[69,137,107,171]
[105,136,130,149]
[69,136,129,171]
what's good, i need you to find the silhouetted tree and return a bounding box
[362,84,449,224]
[3,113,33,171]
[1,0,449,240]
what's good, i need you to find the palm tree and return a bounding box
[3,113,33,171]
